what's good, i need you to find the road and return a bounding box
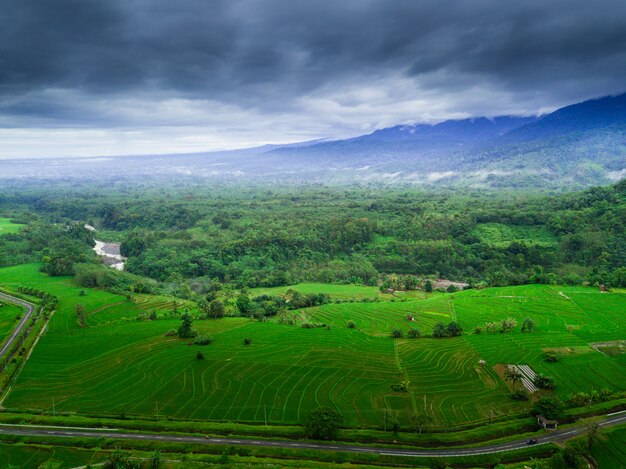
[0,411,624,458]
[0,292,36,361]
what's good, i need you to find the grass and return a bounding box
[1,264,625,431]
[249,282,381,300]
[471,222,558,247]
[0,218,24,235]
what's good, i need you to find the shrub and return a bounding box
[432,323,447,338]
[104,450,141,469]
[568,391,591,407]
[243,337,252,345]
[196,351,204,360]
[304,407,342,440]
[164,329,177,337]
[208,299,225,319]
[433,321,463,338]
[407,328,421,338]
[446,321,463,337]
[277,313,297,325]
[532,397,563,419]
[390,383,407,392]
[544,351,560,362]
[474,326,483,334]
[510,389,529,401]
[391,329,403,339]
[193,335,214,345]
[501,317,517,333]
[534,374,556,390]
[521,316,535,332]
[568,388,611,407]
[177,312,197,338]
[346,320,356,329]
[301,321,326,329]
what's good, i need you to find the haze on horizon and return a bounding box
[1,0,625,159]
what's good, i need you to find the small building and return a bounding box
[537,415,558,430]
[599,284,607,292]
[479,359,486,367]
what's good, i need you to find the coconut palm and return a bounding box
[505,366,523,391]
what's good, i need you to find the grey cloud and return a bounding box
[0,0,625,156]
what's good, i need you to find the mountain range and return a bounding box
[2,92,625,190]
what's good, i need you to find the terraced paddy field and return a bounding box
[0,264,625,428]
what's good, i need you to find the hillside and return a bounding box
[0,93,624,190]
[260,93,626,188]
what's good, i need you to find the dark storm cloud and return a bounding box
[0,0,625,156]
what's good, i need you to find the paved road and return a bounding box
[0,292,36,361]
[0,411,624,458]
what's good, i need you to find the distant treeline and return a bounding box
[0,180,624,294]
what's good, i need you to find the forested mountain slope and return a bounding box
[1,93,624,190]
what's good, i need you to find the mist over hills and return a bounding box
[1,93,624,190]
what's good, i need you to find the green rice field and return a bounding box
[0,218,24,235]
[1,264,624,428]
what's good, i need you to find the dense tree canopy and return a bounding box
[1,180,624,293]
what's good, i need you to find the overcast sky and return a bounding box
[1,0,625,158]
